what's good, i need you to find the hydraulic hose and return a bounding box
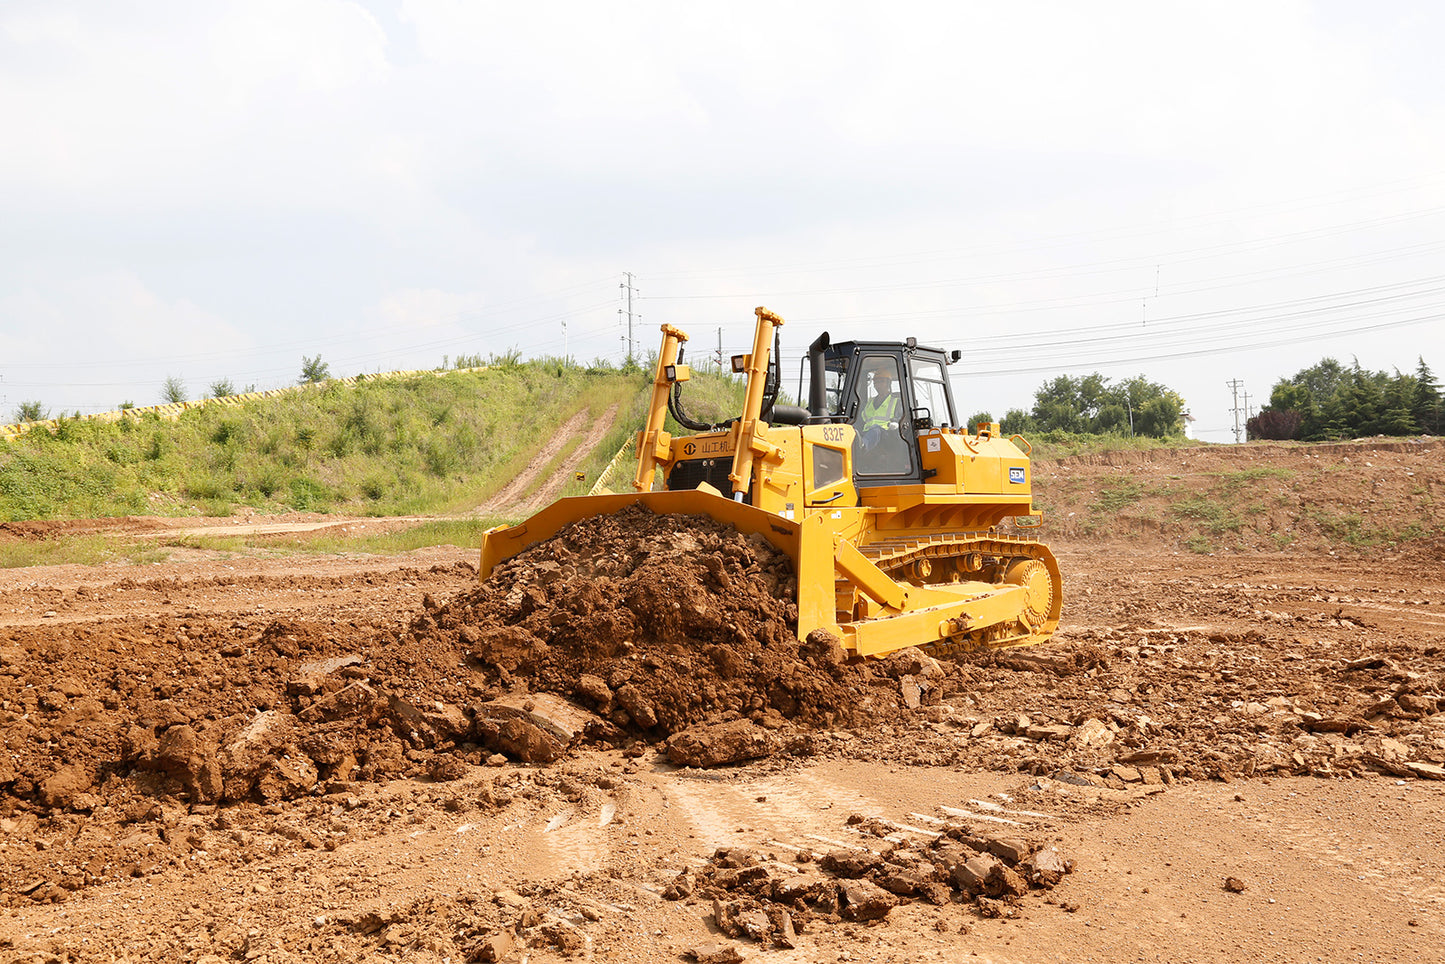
[667,348,729,432]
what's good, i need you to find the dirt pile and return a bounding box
[0,593,477,819]
[835,620,1445,785]
[665,816,1074,952]
[417,505,917,749]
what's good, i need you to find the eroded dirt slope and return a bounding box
[1037,436,1444,553]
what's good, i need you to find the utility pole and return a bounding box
[715,328,723,372]
[1227,378,1245,443]
[562,319,569,368]
[618,272,639,364]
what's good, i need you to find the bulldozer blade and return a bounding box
[480,489,1057,662]
[480,489,798,579]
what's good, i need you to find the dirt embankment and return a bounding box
[1036,436,1444,553]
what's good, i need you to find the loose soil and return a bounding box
[0,439,1442,962]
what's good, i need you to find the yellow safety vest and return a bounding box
[862,392,900,430]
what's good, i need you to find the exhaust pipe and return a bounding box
[808,331,831,419]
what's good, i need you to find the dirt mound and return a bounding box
[0,564,481,810]
[414,505,914,748]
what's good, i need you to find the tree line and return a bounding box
[1248,357,1440,441]
[974,373,1188,439]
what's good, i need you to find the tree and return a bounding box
[966,411,994,431]
[162,376,187,404]
[12,400,47,422]
[1247,409,1302,440]
[1026,372,1185,438]
[1376,370,1419,436]
[1260,356,1432,440]
[209,378,236,398]
[1000,409,1032,435]
[300,355,331,384]
[1415,357,1441,435]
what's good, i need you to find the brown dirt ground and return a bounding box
[0,439,1443,963]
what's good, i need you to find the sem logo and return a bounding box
[1008,467,1026,484]
[683,442,696,456]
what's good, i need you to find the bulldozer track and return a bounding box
[853,531,1063,655]
[862,529,1054,576]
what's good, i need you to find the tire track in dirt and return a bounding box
[652,766,889,854]
[524,798,620,879]
[477,404,620,516]
[513,404,621,514]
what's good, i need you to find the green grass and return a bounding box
[306,519,499,555]
[1302,508,1430,548]
[0,364,657,522]
[1027,431,1203,460]
[1169,494,1248,534]
[1216,466,1294,491]
[1092,478,1147,512]
[160,534,250,554]
[0,534,112,568]
[159,518,503,556]
[0,518,511,569]
[1183,534,1214,554]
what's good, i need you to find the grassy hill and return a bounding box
[0,365,643,522]
[0,360,753,523]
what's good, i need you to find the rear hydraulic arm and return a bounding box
[727,307,784,500]
[634,324,689,492]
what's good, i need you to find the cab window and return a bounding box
[909,357,955,428]
[853,355,910,475]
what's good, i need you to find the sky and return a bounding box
[3,1,1444,442]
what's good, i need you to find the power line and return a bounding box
[637,208,1445,301]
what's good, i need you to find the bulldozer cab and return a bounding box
[814,340,960,487]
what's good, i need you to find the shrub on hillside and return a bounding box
[1247,409,1303,441]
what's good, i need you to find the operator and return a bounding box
[858,363,902,450]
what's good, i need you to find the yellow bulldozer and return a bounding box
[480,307,1062,659]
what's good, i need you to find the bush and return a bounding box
[161,376,187,404]
[1247,409,1303,441]
[300,355,331,384]
[11,401,47,423]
